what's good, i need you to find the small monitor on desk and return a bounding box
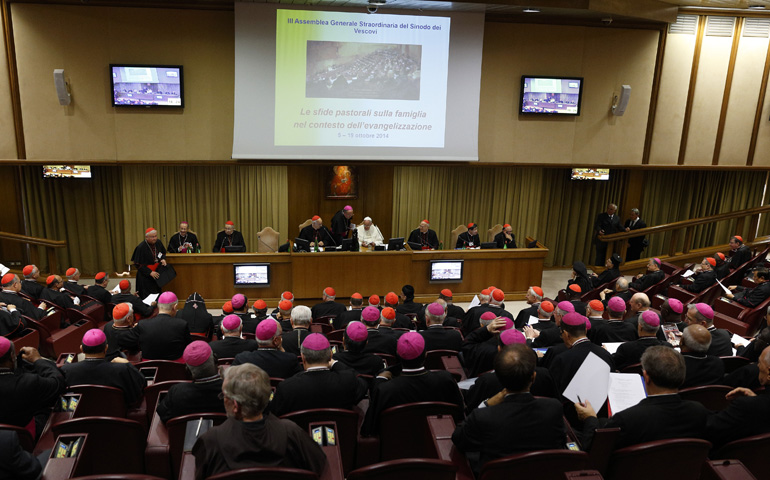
[234,263,270,287]
[430,260,464,283]
[407,241,422,251]
[294,238,310,252]
[480,242,497,249]
[223,246,246,253]
[387,237,404,251]
[341,238,354,251]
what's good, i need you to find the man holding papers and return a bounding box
[576,346,710,450]
[452,344,565,471]
[726,267,770,308]
[612,310,672,371]
[548,313,614,395]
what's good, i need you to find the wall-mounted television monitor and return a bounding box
[43,165,91,178]
[110,65,184,107]
[234,263,270,287]
[571,168,610,180]
[430,260,464,283]
[520,76,583,116]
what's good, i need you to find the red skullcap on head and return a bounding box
[562,313,587,327]
[225,221,234,226]
[279,300,292,311]
[346,321,368,342]
[397,332,425,360]
[1,274,14,286]
[281,291,294,301]
[531,286,544,297]
[480,312,496,321]
[253,299,267,310]
[362,306,380,323]
[503,224,511,228]
[222,301,234,314]
[369,295,380,305]
[145,227,156,234]
[113,303,130,320]
[440,289,453,297]
[540,301,554,313]
[492,289,505,302]
[695,303,714,320]
[488,286,497,292]
[324,287,336,297]
[82,329,106,347]
[480,289,490,296]
[351,292,363,300]
[500,329,525,345]
[641,310,661,328]
[183,341,212,367]
[381,307,396,320]
[22,265,34,276]
[421,219,429,224]
[467,223,475,229]
[427,302,445,316]
[231,294,246,309]
[608,296,626,313]
[95,272,107,281]
[716,252,726,261]
[66,268,77,277]
[588,300,604,312]
[735,236,743,242]
[119,279,130,290]
[568,284,581,293]
[302,333,330,351]
[0,337,10,357]
[668,298,684,314]
[385,292,399,305]
[256,319,279,341]
[557,301,575,314]
[46,275,56,285]
[221,314,242,331]
[706,257,716,267]
[312,215,321,221]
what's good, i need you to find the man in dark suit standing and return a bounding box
[576,346,710,449]
[122,291,191,360]
[624,208,647,262]
[594,203,622,266]
[330,205,354,246]
[453,343,565,472]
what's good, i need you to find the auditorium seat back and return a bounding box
[378,402,463,461]
[712,431,770,479]
[605,438,711,480]
[281,408,359,475]
[479,450,592,480]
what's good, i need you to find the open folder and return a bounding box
[563,352,647,416]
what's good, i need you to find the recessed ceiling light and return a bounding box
[523,8,540,13]
[369,0,387,5]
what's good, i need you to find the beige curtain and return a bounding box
[120,165,289,264]
[21,166,126,274]
[642,170,767,258]
[391,166,627,266]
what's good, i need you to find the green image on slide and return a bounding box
[306,41,421,100]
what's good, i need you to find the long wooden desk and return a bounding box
[165,246,548,307]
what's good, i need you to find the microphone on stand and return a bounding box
[323,227,338,247]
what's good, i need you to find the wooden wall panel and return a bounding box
[0,166,25,262]
[0,6,18,160]
[648,30,697,165]
[683,32,733,165]
[720,34,769,166]
[751,54,770,167]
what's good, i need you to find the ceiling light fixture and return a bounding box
[523,8,540,13]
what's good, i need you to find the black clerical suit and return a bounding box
[167,231,200,253]
[232,348,303,379]
[111,292,154,318]
[86,284,112,306]
[20,280,43,300]
[281,328,310,356]
[332,351,385,377]
[581,394,710,450]
[707,326,733,357]
[629,269,665,292]
[0,308,23,336]
[311,300,347,321]
[681,352,725,389]
[729,244,752,269]
[298,225,335,248]
[212,230,246,252]
[591,267,620,289]
[131,239,167,298]
[420,325,463,352]
[453,392,565,469]
[62,281,85,297]
[330,209,352,246]
[61,358,146,404]
[157,376,226,423]
[362,328,398,356]
[461,327,501,378]
[456,231,480,249]
[407,228,439,250]
[462,305,514,336]
[0,360,65,436]
[493,231,516,249]
[733,281,770,308]
[591,320,638,344]
[0,290,43,321]
[0,430,42,480]
[123,313,191,360]
[103,320,138,359]
[270,362,367,416]
[334,308,362,331]
[39,288,80,312]
[514,304,539,330]
[464,368,557,415]
[549,338,615,396]
[602,289,633,309]
[624,217,647,261]
[362,367,464,435]
[612,337,672,371]
[209,337,257,360]
[706,388,770,448]
[594,211,622,265]
[680,270,716,293]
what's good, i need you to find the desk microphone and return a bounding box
[323,228,338,246]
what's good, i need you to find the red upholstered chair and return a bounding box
[68,384,127,418]
[0,423,35,452]
[9,327,40,352]
[347,458,456,480]
[314,315,336,325]
[604,438,711,480]
[679,385,733,411]
[372,352,397,366]
[281,408,359,475]
[720,356,751,374]
[71,476,167,480]
[378,402,464,461]
[51,417,146,475]
[206,467,318,479]
[327,329,345,342]
[166,413,228,479]
[136,379,190,424]
[478,450,592,480]
[711,431,770,479]
[135,360,190,383]
[26,312,92,358]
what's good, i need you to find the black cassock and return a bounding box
[298,225,335,247]
[131,240,166,298]
[408,228,439,249]
[167,231,200,253]
[212,230,246,252]
[330,210,351,246]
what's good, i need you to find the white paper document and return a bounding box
[143,293,159,306]
[0,264,8,276]
[457,377,478,391]
[110,284,121,294]
[716,279,731,295]
[602,342,624,355]
[563,352,611,410]
[469,295,481,309]
[528,315,540,326]
[731,333,748,348]
[607,372,647,416]
[682,269,694,278]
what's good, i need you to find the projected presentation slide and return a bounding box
[275,9,450,148]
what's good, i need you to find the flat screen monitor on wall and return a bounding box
[520,76,583,116]
[110,65,184,108]
[571,168,609,180]
[43,165,92,178]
